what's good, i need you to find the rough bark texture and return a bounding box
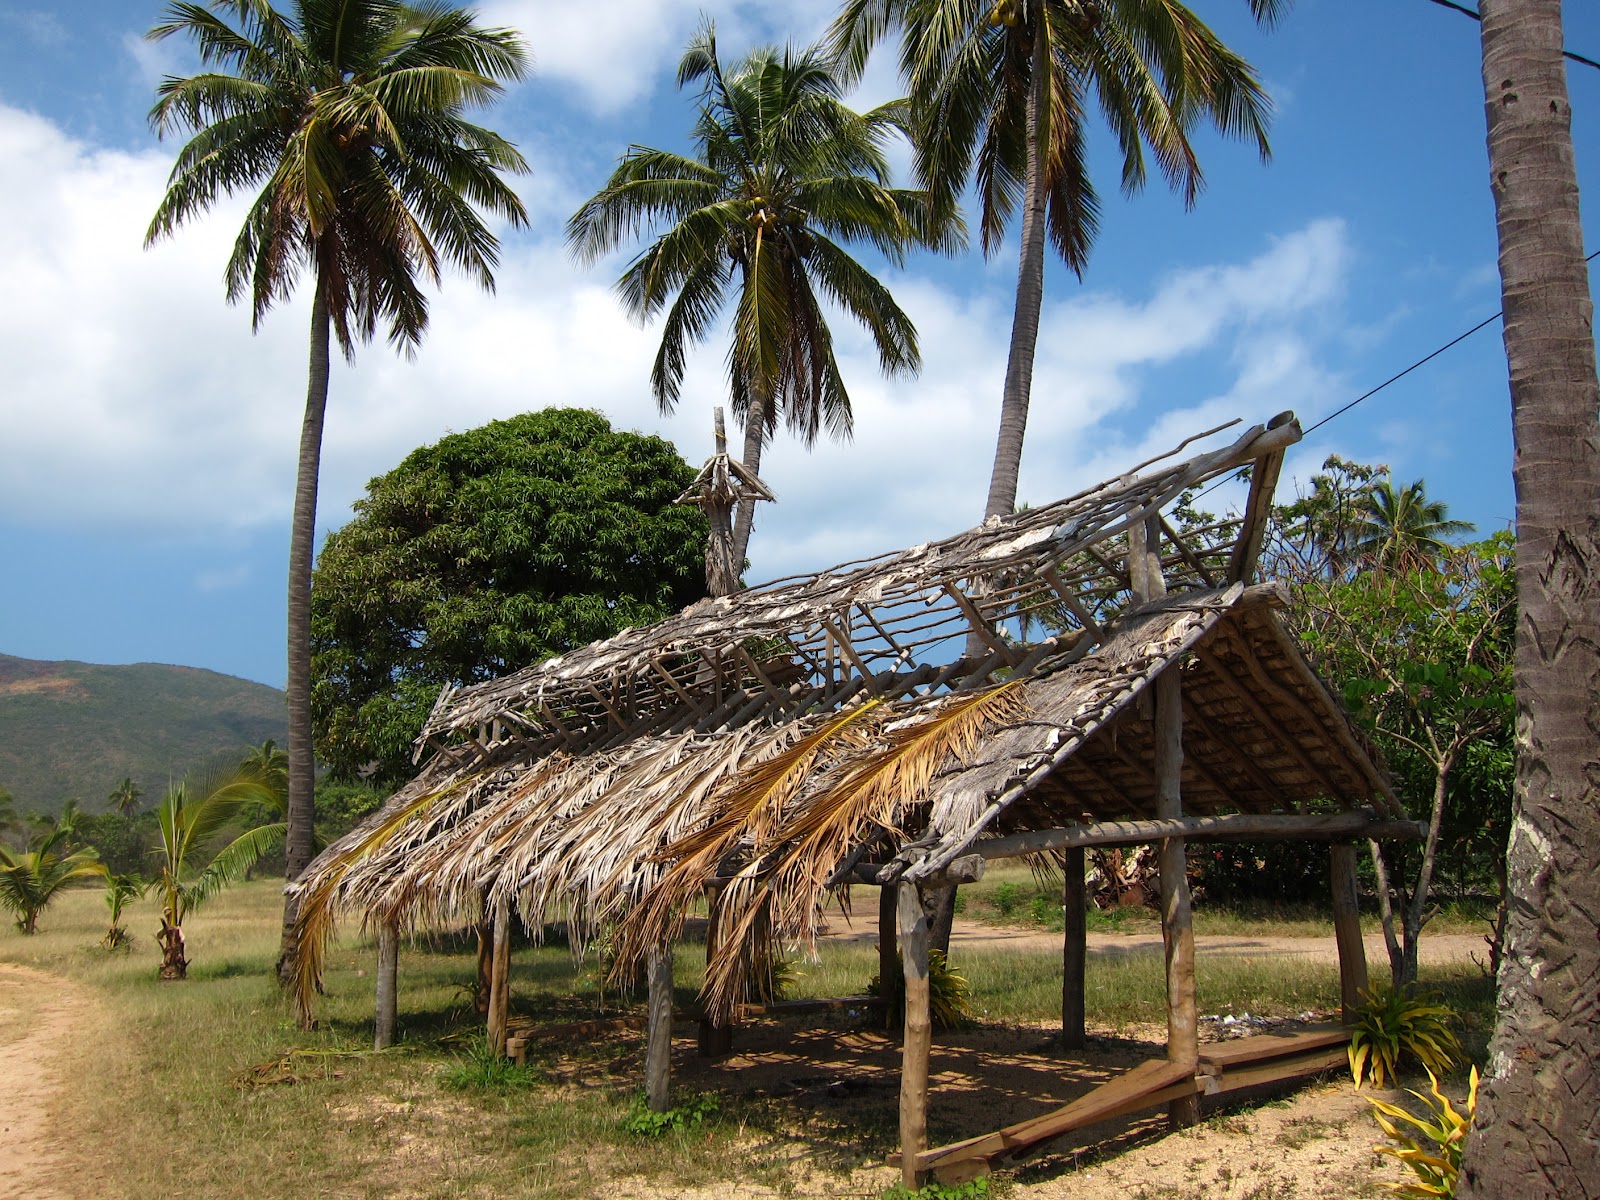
[898,882,932,1191]
[1329,844,1367,1022]
[645,944,673,1111]
[278,283,331,988]
[985,26,1051,522]
[1460,3,1600,1194]
[374,921,398,1050]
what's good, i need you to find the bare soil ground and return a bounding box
[0,964,94,1200]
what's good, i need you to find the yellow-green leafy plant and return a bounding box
[1369,1066,1478,1197]
[1348,984,1461,1089]
[869,949,974,1031]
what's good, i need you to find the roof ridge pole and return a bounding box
[1143,512,1201,1129]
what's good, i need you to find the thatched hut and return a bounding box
[291,412,1416,1187]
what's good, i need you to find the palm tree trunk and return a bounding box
[1459,3,1600,1195]
[730,387,769,570]
[277,280,332,988]
[984,23,1052,521]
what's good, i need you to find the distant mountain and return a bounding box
[0,653,285,813]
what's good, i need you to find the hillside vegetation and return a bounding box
[0,653,285,812]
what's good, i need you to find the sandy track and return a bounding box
[0,964,91,1200]
[821,915,1487,966]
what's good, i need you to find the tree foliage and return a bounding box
[0,828,105,935]
[311,409,709,784]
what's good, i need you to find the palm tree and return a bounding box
[1458,1,1600,1192]
[1351,477,1475,571]
[239,740,289,802]
[0,829,106,935]
[101,872,148,950]
[108,777,144,818]
[151,767,285,979]
[568,24,950,570]
[144,0,530,979]
[828,0,1285,520]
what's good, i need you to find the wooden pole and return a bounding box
[488,897,511,1057]
[879,883,898,1029]
[1061,845,1087,1051]
[1145,512,1199,1128]
[898,882,932,1191]
[374,918,398,1051]
[1156,668,1200,1128]
[645,944,674,1111]
[698,885,733,1056]
[1330,844,1368,1022]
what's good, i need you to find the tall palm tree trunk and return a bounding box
[278,281,332,986]
[984,24,1052,522]
[1458,2,1600,1194]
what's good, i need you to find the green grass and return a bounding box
[1,878,1495,1199]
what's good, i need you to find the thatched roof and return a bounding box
[291,412,1397,1020]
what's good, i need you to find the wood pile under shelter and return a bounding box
[290,412,1420,1187]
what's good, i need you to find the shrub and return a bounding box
[621,1091,718,1136]
[881,1176,991,1200]
[1369,1066,1479,1197]
[441,1037,538,1091]
[869,949,974,1031]
[991,882,1026,917]
[1349,985,1462,1089]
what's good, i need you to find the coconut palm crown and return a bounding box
[143,0,530,976]
[1352,477,1476,571]
[828,0,1286,519]
[567,23,959,566]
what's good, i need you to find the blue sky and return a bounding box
[2,0,1598,689]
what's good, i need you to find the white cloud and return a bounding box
[0,102,1354,595]
[481,0,826,116]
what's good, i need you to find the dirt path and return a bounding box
[822,915,1485,966]
[0,964,92,1200]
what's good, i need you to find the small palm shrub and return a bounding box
[101,872,147,950]
[1349,984,1462,1089]
[1369,1066,1479,1197]
[869,949,974,1031]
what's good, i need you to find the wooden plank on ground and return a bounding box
[1198,1025,1350,1071]
[915,1057,1197,1172]
[1211,1045,1351,1094]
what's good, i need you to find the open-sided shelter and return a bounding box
[291,413,1419,1186]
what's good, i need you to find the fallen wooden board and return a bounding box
[1210,1044,1351,1094]
[906,1057,1198,1173]
[1198,1024,1350,1071]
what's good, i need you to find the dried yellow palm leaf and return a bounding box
[700,680,1031,1019]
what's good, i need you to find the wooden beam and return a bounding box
[650,657,707,719]
[374,918,399,1051]
[488,897,511,1057]
[1041,565,1104,639]
[1155,669,1201,1129]
[1062,846,1087,1052]
[879,885,898,1030]
[941,584,1020,666]
[1193,644,1349,801]
[1160,516,1218,587]
[898,882,932,1191]
[1330,844,1368,1023]
[1180,694,1282,813]
[1228,443,1288,583]
[820,617,884,695]
[645,944,673,1111]
[960,811,1424,861]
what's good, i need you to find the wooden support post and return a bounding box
[487,897,511,1057]
[1061,845,1087,1052]
[698,886,733,1057]
[1330,844,1368,1022]
[1155,668,1201,1129]
[898,882,932,1192]
[645,944,674,1112]
[879,884,898,1029]
[374,919,399,1051]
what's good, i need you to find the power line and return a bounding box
[1421,0,1600,73]
[1189,248,1600,505]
